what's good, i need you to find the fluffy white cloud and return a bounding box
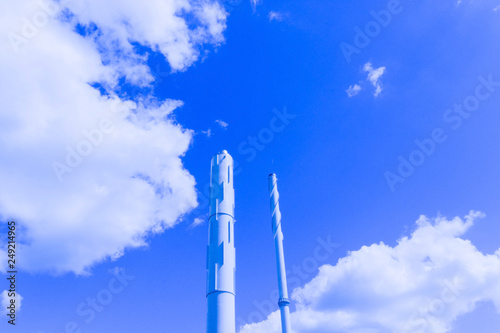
[61,0,227,73]
[0,0,227,274]
[363,62,386,97]
[346,84,362,97]
[240,211,500,333]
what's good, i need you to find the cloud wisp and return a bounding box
[1,290,22,315]
[364,62,386,97]
[346,84,362,97]
[250,0,261,12]
[268,11,286,22]
[346,62,386,98]
[215,119,229,129]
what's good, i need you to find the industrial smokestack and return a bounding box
[268,173,292,333]
[207,150,236,333]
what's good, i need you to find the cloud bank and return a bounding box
[0,0,227,274]
[240,211,500,333]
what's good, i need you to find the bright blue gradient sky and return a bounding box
[1,0,500,332]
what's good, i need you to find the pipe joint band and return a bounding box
[278,298,290,307]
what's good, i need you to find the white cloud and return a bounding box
[200,119,227,138]
[60,0,227,73]
[1,290,23,315]
[215,119,229,129]
[188,217,206,229]
[268,11,285,22]
[346,84,362,97]
[202,129,213,137]
[363,62,386,97]
[494,5,500,11]
[0,0,228,274]
[240,211,500,333]
[250,0,262,12]
[346,63,385,98]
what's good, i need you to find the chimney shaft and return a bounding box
[206,150,236,333]
[269,173,292,333]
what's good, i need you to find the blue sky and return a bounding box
[1,0,500,332]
